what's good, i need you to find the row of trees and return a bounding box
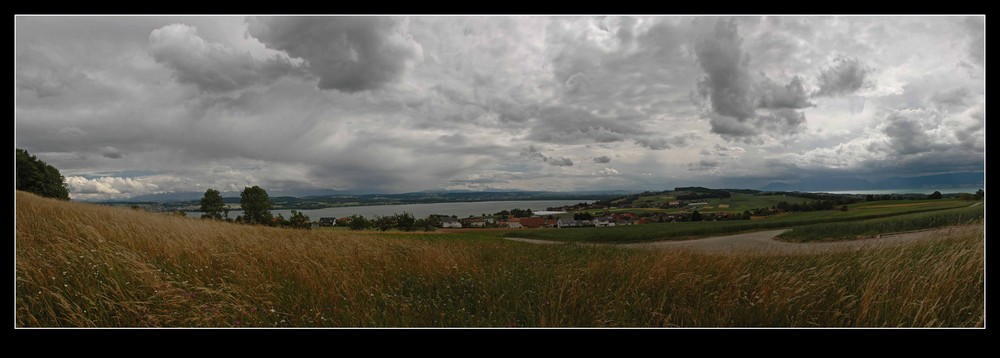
[345,213,438,232]
[198,185,311,229]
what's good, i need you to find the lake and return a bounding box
[188,200,593,220]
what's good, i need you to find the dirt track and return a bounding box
[504,224,983,255]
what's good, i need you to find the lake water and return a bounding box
[189,200,593,220]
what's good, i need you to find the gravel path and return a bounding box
[504,224,983,255]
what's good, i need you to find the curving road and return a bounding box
[504,224,983,255]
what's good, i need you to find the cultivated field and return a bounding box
[15,191,984,327]
[509,199,981,243]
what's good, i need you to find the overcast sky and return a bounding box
[15,15,985,200]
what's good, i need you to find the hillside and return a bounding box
[15,191,983,327]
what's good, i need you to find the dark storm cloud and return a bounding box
[247,16,423,92]
[693,19,810,142]
[593,156,611,163]
[520,145,574,167]
[149,24,296,92]
[815,57,872,97]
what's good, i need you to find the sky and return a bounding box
[15,15,985,200]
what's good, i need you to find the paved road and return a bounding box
[504,224,983,255]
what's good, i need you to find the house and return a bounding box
[507,217,523,229]
[464,217,487,228]
[317,217,336,227]
[336,217,351,225]
[520,217,546,229]
[544,219,558,228]
[557,218,578,228]
[593,216,615,227]
[668,201,681,207]
[440,217,462,228]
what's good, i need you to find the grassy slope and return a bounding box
[15,191,983,327]
[509,199,978,243]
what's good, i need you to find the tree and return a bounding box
[240,186,273,225]
[742,210,752,220]
[690,210,702,222]
[976,189,985,200]
[928,191,943,200]
[289,210,311,229]
[348,215,369,231]
[395,212,416,232]
[199,189,226,220]
[16,148,70,200]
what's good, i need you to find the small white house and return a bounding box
[557,218,578,228]
[593,216,615,227]
[440,217,462,228]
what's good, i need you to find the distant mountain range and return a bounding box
[761,172,984,192]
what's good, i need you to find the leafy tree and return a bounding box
[289,210,311,229]
[373,215,394,231]
[348,215,369,231]
[240,186,273,225]
[395,212,416,232]
[928,191,943,200]
[16,148,70,200]
[199,189,226,220]
[573,212,594,221]
[742,210,752,220]
[976,189,984,200]
[690,210,702,222]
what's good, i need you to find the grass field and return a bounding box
[15,191,984,327]
[509,199,980,243]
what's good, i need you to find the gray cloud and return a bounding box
[694,19,810,142]
[525,105,640,144]
[687,159,721,171]
[815,56,872,97]
[929,87,971,112]
[593,155,611,163]
[100,146,122,159]
[882,111,932,156]
[634,132,701,150]
[149,24,295,92]
[963,17,984,66]
[547,156,574,167]
[695,19,756,121]
[757,75,812,109]
[520,145,573,167]
[247,16,423,92]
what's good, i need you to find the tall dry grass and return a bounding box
[15,191,984,327]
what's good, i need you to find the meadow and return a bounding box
[15,191,984,327]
